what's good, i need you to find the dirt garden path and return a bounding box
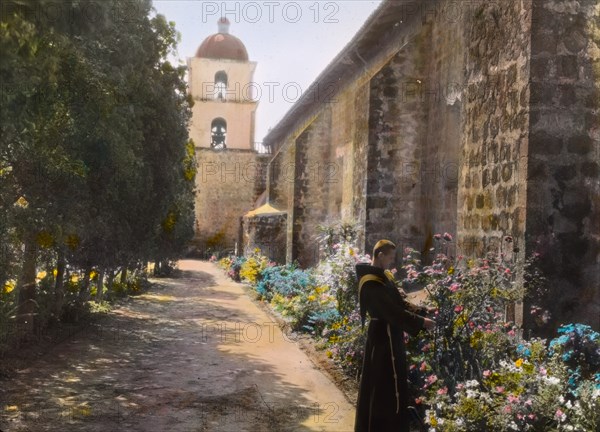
[0,260,357,432]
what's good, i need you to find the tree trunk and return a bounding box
[17,233,37,335]
[106,269,115,301]
[53,250,66,323]
[120,265,128,284]
[96,268,104,302]
[73,265,91,322]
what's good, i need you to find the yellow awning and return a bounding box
[244,202,285,217]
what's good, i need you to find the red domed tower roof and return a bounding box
[195,17,249,61]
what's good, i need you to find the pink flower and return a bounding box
[528,414,536,420]
[539,367,547,376]
[420,362,427,372]
[504,268,511,275]
[443,232,453,241]
[555,409,565,420]
[507,394,520,403]
[495,386,505,393]
[456,383,464,390]
[525,399,533,406]
[449,283,460,292]
[434,234,442,240]
[503,405,512,414]
[508,329,516,336]
[437,387,448,395]
[483,370,491,378]
[424,374,438,387]
[454,305,463,313]
[390,268,397,274]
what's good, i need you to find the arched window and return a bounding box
[214,71,228,100]
[211,118,227,149]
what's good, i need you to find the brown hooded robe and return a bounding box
[354,262,427,432]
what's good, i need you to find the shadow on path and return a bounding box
[0,260,355,432]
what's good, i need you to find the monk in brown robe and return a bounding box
[354,239,436,432]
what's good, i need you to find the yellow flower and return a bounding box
[348,247,354,256]
[70,274,80,283]
[307,295,316,302]
[429,415,438,427]
[36,271,47,281]
[14,196,28,208]
[89,270,97,280]
[467,259,475,268]
[52,268,58,277]
[326,350,333,358]
[3,279,16,294]
[515,358,523,368]
[315,285,327,294]
[448,266,454,274]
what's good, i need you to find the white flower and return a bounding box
[480,392,493,403]
[455,418,464,427]
[465,379,479,388]
[544,376,560,385]
[509,421,519,430]
[466,389,477,399]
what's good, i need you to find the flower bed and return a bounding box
[216,228,600,431]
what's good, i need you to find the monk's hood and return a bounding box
[355,262,387,279]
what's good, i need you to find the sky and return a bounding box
[151,0,383,143]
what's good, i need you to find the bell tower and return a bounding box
[187,18,268,256]
[187,17,257,150]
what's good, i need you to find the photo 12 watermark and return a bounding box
[200,2,340,24]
